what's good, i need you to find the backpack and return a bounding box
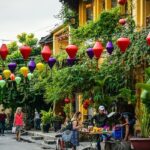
[62,130,73,142]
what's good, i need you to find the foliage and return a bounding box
[41,109,53,125]
[140,105,150,138]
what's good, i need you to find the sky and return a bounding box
[0,0,62,43]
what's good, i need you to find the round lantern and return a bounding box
[146,34,150,46]
[15,77,21,85]
[20,45,32,60]
[0,44,9,60]
[3,70,11,79]
[118,0,127,5]
[83,99,90,109]
[117,37,130,53]
[86,48,94,59]
[27,73,33,80]
[65,44,78,59]
[20,67,28,77]
[48,57,56,69]
[28,59,36,73]
[0,75,2,80]
[0,80,6,88]
[10,73,15,81]
[8,62,17,73]
[67,57,75,66]
[106,41,114,55]
[41,45,51,62]
[119,18,126,25]
[36,63,44,72]
[64,98,70,104]
[93,41,103,59]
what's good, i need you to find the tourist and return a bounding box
[34,109,40,130]
[13,107,24,141]
[0,109,7,136]
[71,111,83,150]
[91,105,108,150]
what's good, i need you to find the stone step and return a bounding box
[31,136,44,140]
[44,139,56,145]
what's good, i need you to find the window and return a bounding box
[111,0,117,8]
[86,3,93,22]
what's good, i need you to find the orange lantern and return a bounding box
[20,67,28,77]
[10,73,15,81]
[3,70,11,79]
[0,75,2,80]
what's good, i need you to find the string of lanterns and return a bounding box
[0,30,150,89]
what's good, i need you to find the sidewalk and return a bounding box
[20,130,100,150]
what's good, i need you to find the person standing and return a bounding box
[71,112,83,150]
[91,105,108,150]
[34,109,40,130]
[13,107,24,141]
[0,109,7,136]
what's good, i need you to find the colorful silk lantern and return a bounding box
[0,80,6,88]
[20,67,28,77]
[119,18,126,25]
[15,77,21,85]
[48,57,56,69]
[117,37,130,53]
[146,34,150,46]
[10,73,15,81]
[86,48,94,59]
[106,41,114,55]
[67,57,75,66]
[27,73,33,80]
[36,63,44,72]
[93,41,103,59]
[0,75,2,80]
[28,59,36,73]
[0,44,9,60]
[20,45,32,60]
[41,45,51,62]
[8,62,17,73]
[65,44,78,59]
[3,70,11,79]
[118,0,127,5]
[64,98,70,104]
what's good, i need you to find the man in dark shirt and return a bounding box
[91,105,108,150]
[0,109,7,136]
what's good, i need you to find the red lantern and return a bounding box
[118,0,127,5]
[20,45,32,60]
[93,41,103,59]
[117,37,130,53]
[64,98,70,104]
[83,103,88,109]
[0,44,9,60]
[0,75,2,80]
[119,19,126,25]
[66,45,78,59]
[146,34,150,46]
[10,73,15,81]
[41,45,51,62]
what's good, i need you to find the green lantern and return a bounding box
[15,77,21,85]
[0,80,6,88]
[27,73,33,80]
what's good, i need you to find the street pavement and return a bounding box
[0,134,43,150]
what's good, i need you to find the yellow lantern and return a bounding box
[20,67,28,77]
[36,63,44,72]
[3,70,11,79]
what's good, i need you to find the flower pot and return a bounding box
[42,123,50,133]
[130,138,150,150]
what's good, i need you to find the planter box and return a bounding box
[130,138,150,150]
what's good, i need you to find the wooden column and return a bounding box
[140,0,146,27]
[105,0,111,11]
[79,0,86,26]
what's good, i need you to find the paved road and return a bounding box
[0,134,43,150]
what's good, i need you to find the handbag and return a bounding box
[12,126,16,133]
[62,130,73,142]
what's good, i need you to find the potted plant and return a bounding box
[41,110,53,133]
[130,67,150,150]
[52,114,63,132]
